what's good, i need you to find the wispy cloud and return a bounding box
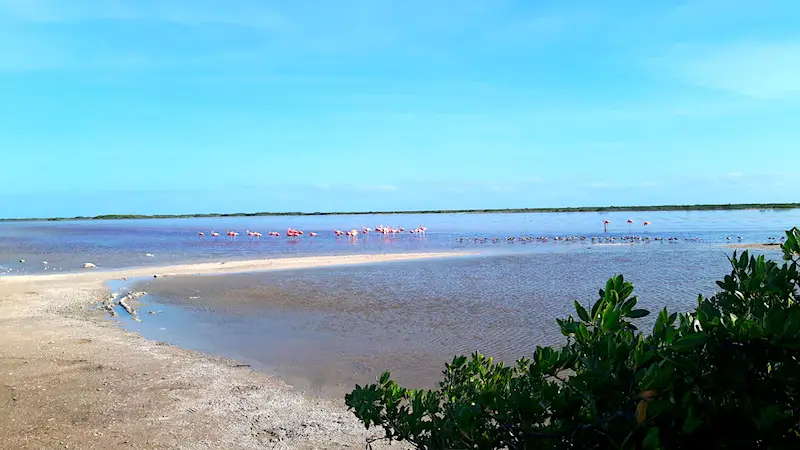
[652,41,800,99]
[0,0,288,28]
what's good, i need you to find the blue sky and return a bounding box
[1,0,798,217]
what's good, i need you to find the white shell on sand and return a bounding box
[83,262,97,269]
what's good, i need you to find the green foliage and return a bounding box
[345,228,800,449]
[2,204,800,222]
[783,227,800,263]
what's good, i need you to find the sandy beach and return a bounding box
[722,243,783,250]
[0,252,466,449]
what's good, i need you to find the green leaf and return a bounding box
[602,309,622,331]
[672,333,707,352]
[683,406,703,433]
[574,300,590,322]
[628,309,650,319]
[643,427,660,450]
[591,298,603,321]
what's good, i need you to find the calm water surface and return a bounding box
[4,210,795,396]
[1,209,798,274]
[115,246,784,397]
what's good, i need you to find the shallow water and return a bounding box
[5,210,796,397]
[113,245,783,397]
[1,209,798,275]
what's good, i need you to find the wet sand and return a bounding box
[722,243,783,250]
[0,253,466,449]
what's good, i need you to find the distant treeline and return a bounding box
[1,203,799,222]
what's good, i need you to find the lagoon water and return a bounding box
[1,209,798,275]
[2,209,797,395]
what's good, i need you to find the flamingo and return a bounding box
[309,232,318,237]
[198,231,205,237]
[603,220,611,233]
[211,231,220,237]
[643,221,651,227]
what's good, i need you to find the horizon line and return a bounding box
[2,202,799,223]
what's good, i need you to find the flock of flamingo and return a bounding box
[196,225,428,239]
[192,219,785,246]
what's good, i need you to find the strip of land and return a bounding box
[4,252,470,283]
[2,202,798,222]
[1,253,463,449]
[723,243,783,250]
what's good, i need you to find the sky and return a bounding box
[1,0,799,217]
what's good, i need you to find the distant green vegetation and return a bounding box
[1,203,799,222]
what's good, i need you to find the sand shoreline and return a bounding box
[0,253,460,448]
[722,243,783,250]
[2,251,472,284]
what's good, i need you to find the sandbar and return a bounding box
[722,243,783,250]
[0,252,467,448]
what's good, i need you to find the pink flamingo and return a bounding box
[211,231,220,237]
[309,232,318,237]
[643,221,651,227]
[286,228,304,238]
[603,220,611,233]
[626,219,633,232]
[198,231,204,237]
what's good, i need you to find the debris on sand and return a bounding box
[102,293,118,317]
[117,291,147,322]
[118,298,140,321]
